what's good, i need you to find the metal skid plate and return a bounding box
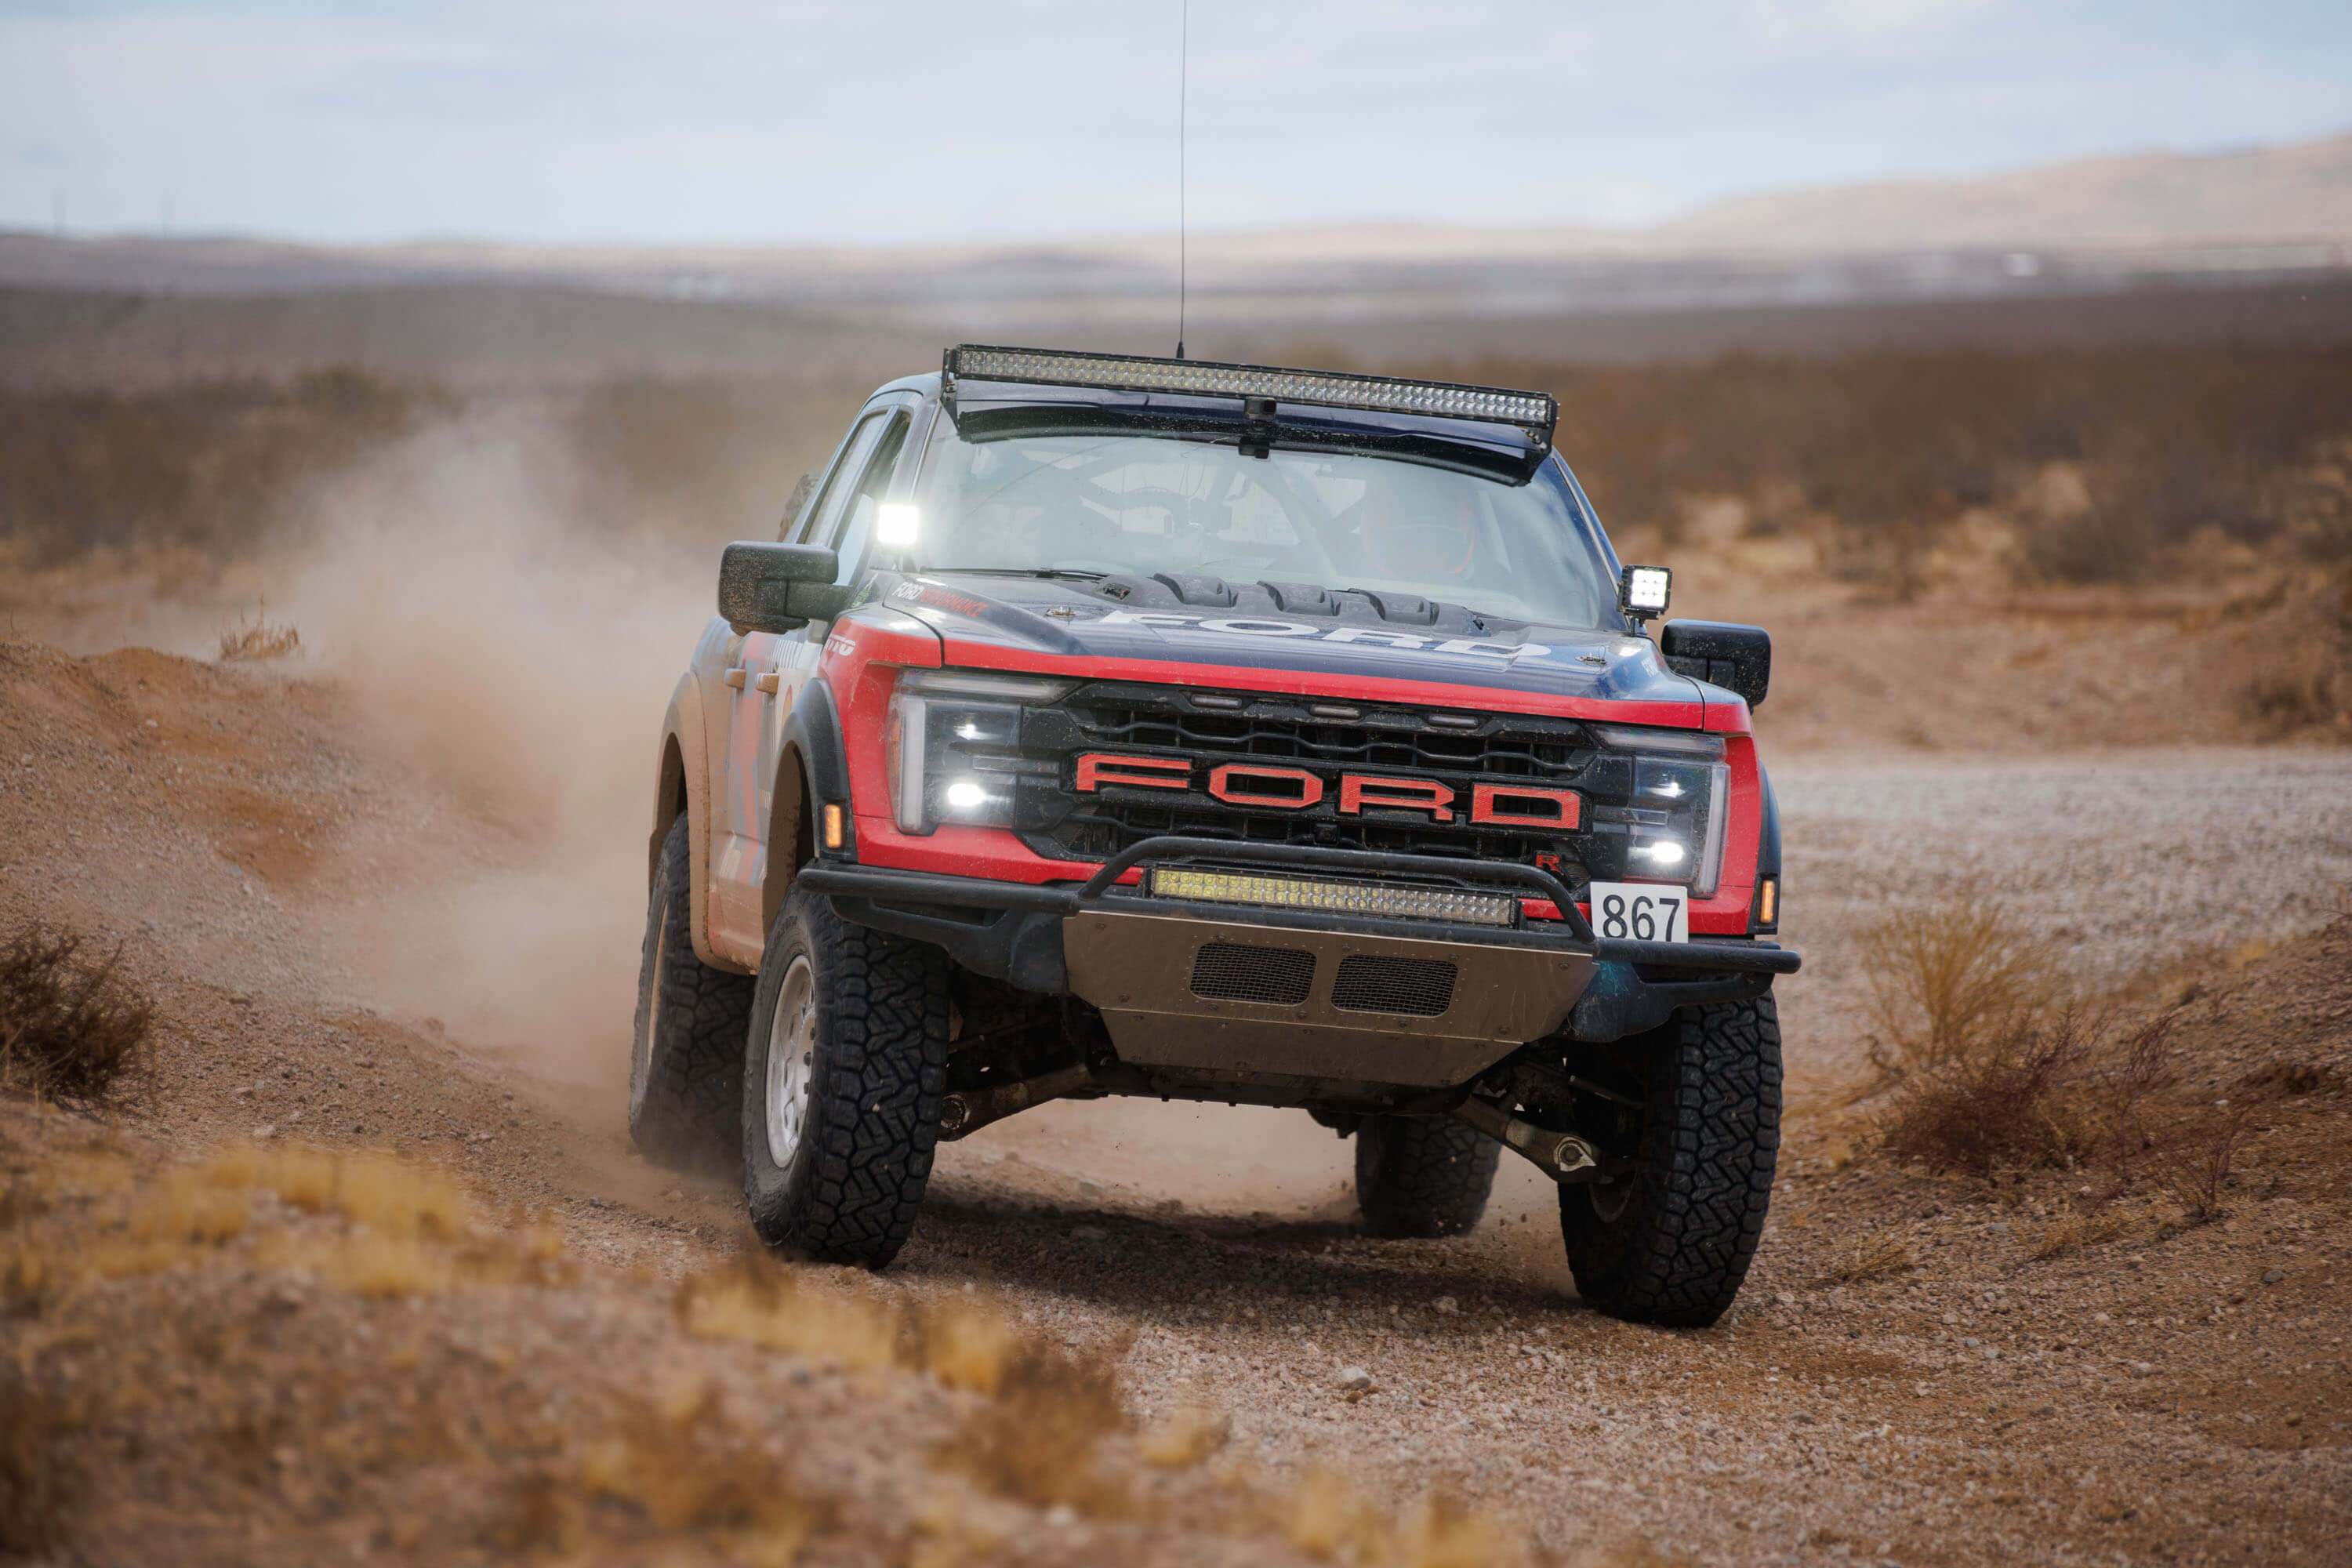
[1061,910,1595,1088]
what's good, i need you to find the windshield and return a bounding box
[910,420,1620,629]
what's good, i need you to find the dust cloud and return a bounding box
[275,406,710,1095]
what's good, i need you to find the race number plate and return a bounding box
[1584,882,1690,944]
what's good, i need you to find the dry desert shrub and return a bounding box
[1815,1230,1917,1286]
[2032,1202,2142,1260]
[1862,902,2054,1083]
[940,1333,1131,1512]
[0,369,444,566]
[2238,625,2350,734]
[1877,1006,2142,1178]
[217,601,302,661]
[2144,1102,2252,1225]
[0,1365,75,1555]
[1285,1469,1521,1568]
[1137,1403,1231,1468]
[1450,346,2352,589]
[577,1378,822,1552]
[675,1250,900,1372]
[0,923,153,1109]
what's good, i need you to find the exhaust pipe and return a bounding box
[940,1065,1092,1141]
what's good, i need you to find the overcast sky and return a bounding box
[3,0,2348,246]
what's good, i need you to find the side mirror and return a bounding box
[1661,619,1771,710]
[718,541,855,633]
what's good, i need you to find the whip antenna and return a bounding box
[1177,0,1188,359]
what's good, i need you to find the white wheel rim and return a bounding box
[765,956,817,1168]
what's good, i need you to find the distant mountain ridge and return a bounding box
[2,129,2347,305]
[1648,132,2352,253]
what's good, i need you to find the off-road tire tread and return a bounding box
[631,816,753,1169]
[1355,1113,1501,1238]
[1563,993,1781,1327]
[743,884,947,1269]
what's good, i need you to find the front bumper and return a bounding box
[797,837,1798,1076]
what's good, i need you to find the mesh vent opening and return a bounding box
[1189,943,1316,1006]
[1330,954,1457,1017]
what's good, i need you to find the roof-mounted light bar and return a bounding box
[943,344,1557,444]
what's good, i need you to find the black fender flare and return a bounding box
[763,676,855,935]
[780,676,853,808]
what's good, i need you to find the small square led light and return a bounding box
[1619,564,1672,618]
[877,503,920,547]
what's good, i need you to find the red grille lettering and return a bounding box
[1075,753,1192,792]
[1207,764,1323,809]
[1470,782,1581,829]
[1338,775,1454,822]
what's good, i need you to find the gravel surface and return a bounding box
[6,642,2347,1565]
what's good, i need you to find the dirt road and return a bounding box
[876,750,2352,1564]
[4,642,2348,1564]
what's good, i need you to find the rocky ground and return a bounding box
[3,637,2349,1566]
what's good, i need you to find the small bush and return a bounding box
[0,924,152,1109]
[0,1367,75,1554]
[1878,1009,2097,1177]
[939,1335,1129,1512]
[2146,1103,2251,1225]
[2032,1203,2140,1260]
[1815,1231,1916,1286]
[217,602,301,662]
[1862,902,2053,1083]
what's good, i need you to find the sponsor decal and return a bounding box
[1094,608,1551,663]
[892,582,994,618]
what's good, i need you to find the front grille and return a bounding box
[1330,954,1457,1016]
[1189,942,1317,1005]
[1022,683,1602,870]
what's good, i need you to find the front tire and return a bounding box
[1354,1113,1500,1238]
[741,883,949,1268]
[630,815,754,1171]
[1561,993,1782,1327]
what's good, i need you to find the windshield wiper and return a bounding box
[922,567,1108,580]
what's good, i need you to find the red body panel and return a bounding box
[818,613,1764,941]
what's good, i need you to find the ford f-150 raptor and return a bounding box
[634,346,1797,1327]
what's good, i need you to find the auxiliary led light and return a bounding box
[877,502,920,547]
[946,345,1557,435]
[1150,868,1517,927]
[1619,564,1672,616]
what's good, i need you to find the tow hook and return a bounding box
[940,1064,1091,1141]
[1452,1097,1603,1182]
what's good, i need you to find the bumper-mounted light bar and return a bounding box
[1149,866,1519,927]
[945,344,1559,443]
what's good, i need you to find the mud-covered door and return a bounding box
[706,404,907,965]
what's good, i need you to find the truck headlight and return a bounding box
[1591,724,1731,897]
[886,668,1076,835]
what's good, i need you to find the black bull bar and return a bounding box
[794,837,1798,1047]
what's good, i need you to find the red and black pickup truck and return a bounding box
[635,346,1796,1327]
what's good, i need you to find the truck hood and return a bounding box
[870,570,1720,728]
